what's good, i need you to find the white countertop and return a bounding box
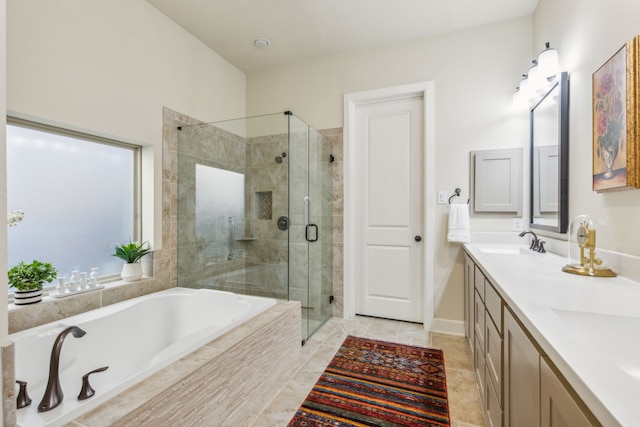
[464,243,640,427]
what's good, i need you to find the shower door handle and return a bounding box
[305,224,318,242]
[303,196,318,242]
[304,196,310,226]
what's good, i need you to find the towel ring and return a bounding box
[448,188,470,204]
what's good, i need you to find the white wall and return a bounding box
[534,0,640,257]
[0,0,7,421]
[248,17,533,320]
[6,0,246,249]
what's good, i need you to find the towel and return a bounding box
[447,203,471,243]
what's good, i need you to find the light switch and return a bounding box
[438,191,447,204]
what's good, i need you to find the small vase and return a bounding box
[14,289,43,305]
[601,147,617,179]
[121,262,143,282]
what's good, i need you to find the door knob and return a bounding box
[414,235,422,242]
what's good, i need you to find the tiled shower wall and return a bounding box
[169,108,344,321]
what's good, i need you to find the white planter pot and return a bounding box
[121,262,143,282]
[14,289,43,305]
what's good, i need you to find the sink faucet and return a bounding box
[519,230,540,251]
[38,326,87,412]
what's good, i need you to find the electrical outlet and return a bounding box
[438,191,447,204]
[513,218,523,231]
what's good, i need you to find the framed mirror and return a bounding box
[530,71,569,233]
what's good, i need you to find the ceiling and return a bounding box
[146,0,539,72]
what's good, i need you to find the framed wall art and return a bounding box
[592,35,640,192]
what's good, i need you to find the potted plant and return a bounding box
[112,240,151,282]
[8,260,58,305]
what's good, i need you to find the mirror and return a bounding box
[530,71,569,233]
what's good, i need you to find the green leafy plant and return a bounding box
[112,240,151,263]
[8,260,58,291]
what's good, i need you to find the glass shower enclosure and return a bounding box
[177,112,333,343]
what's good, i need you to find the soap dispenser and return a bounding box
[562,215,616,277]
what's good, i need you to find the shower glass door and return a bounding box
[177,112,332,345]
[288,114,333,343]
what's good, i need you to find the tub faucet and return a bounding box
[38,326,87,412]
[519,230,540,251]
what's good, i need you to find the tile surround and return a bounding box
[68,300,300,426]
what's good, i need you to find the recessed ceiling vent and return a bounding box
[251,38,271,49]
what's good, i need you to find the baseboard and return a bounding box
[432,318,465,336]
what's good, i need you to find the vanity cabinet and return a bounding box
[464,253,475,355]
[465,251,599,427]
[504,307,540,427]
[540,356,596,427]
[471,263,504,427]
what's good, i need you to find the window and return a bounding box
[7,119,140,290]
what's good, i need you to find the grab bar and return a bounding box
[227,217,235,260]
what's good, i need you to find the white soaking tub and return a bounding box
[10,287,276,427]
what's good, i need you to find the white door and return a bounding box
[354,95,424,323]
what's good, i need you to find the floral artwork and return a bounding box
[593,45,628,191]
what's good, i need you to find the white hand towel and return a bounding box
[447,203,471,243]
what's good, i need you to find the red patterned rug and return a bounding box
[288,335,450,427]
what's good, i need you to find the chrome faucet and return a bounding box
[38,326,87,412]
[519,230,540,251]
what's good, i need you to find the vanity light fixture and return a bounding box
[513,42,562,108]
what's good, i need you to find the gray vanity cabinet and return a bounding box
[504,307,540,427]
[471,263,504,427]
[465,250,600,427]
[464,253,475,356]
[540,357,596,427]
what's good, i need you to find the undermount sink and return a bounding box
[551,308,640,376]
[476,245,534,255]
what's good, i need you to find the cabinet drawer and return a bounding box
[486,364,504,427]
[486,316,503,406]
[474,290,486,352]
[485,282,503,334]
[474,265,485,301]
[474,335,486,402]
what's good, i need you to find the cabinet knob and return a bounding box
[415,235,422,242]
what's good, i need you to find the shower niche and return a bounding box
[177,112,333,343]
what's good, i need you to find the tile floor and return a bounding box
[250,315,486,427]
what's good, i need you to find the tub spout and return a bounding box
[38,326,87,412]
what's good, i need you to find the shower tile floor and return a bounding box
[250,315,486,427]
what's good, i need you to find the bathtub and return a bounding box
[10,287,277,427]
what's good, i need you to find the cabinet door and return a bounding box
[486,315,503,406]
[464,253,475,345]
[474,291,486,353]
[504,309,540,427]
[540,357,598,427]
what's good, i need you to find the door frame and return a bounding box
[343,81,435,331]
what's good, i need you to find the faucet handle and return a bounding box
[78,366,109,401]
[537,240,546,253]
[16,380,32,409]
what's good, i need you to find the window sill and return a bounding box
[8,276,166,334]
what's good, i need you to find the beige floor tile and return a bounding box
[446,368,486,427]
[432,332,474,372]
